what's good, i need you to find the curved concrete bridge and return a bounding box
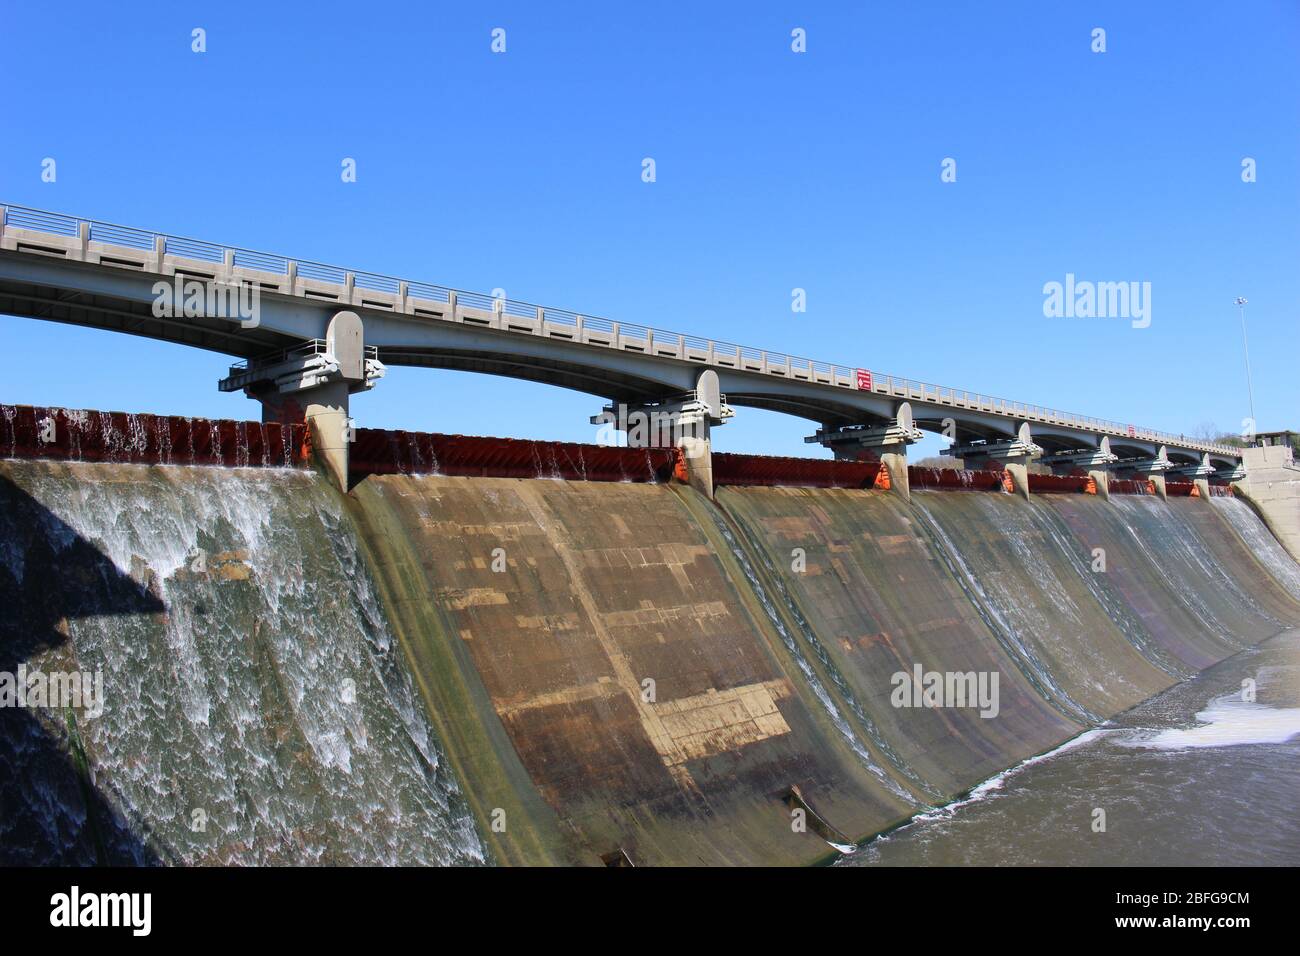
[0,203,1246,498]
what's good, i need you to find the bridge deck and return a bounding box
[0,202,1240,462]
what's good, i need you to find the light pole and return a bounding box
[1235,297,1256,442]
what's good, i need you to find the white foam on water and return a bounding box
[2,459,488,865]
[908,727,1114,823]
[1119,693,1300,750]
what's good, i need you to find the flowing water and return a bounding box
[1209,496,1300,602]
[842,629,1300,866]
[0,460,485,865]
[716,485,1087,799]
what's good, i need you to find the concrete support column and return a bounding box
[1089,468,1111,500]
[878,442,910,500]
[1116,470,1167,500]
[679,368,725,499]
[591,368,731,499]
[1169,453,1214,501]
[946,422,1042,501]
[305,379,352,491]
[252,378,353,490]
[965,454,1032,499]
[221,310,383,493]
[251,378,351,490]
[1041,436,1117,500]
[1120,445,1174,502]
[807,402,922,501]
[675,416,713,498]
[1050,462,1112,499]
[1003,460,1031,500]
[827,441,910,498]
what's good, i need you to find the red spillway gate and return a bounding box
[0,403,1236,497]
[0,404,308,468]
[349,428,678,483]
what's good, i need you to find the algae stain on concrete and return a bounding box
[347,474,910,865]
[714,485,1084,799]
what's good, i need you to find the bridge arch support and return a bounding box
[944,421,1041,500]
[221,310,385,490]
[590,366,733,498]
[805,400,924,500]
[1038,435,1120,499]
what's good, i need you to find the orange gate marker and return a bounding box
[672,446,690,483]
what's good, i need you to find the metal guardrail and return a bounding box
[0,202,1242,458]
[218,339,381,394]
[225,339,379,374]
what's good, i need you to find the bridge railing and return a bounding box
[0,202,1240,458]
[225,339,379,374]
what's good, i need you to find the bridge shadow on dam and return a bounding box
[0,473,169,865]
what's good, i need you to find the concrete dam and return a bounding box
[2,406,1299,866]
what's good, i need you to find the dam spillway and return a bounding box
[2,406,1298,866]
[346,475,912,865]
[0,458,484,865]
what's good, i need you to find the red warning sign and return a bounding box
[856,369,873,391]
[1126,424,1136,437]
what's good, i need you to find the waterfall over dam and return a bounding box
[2,408,1299,866]
[0,458,484,865]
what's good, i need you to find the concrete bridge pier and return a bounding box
[591,369,732,498]
[219,311,385,491]
[805,402,923,500]
[254,378,352,486]
[945,422,1042,500]
[674,408,715,498]
[1039,436,1119,500]
[1120,447,1175,501]
[671,369,735,497]
[1170,452,1215,499]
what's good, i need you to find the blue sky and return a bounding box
[2,1,1296,460]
